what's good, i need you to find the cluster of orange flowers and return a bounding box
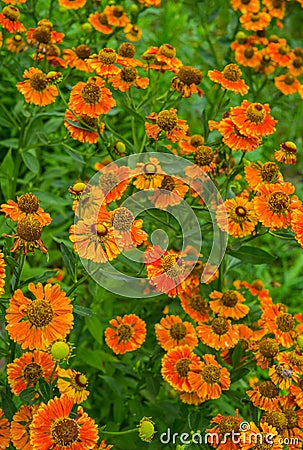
[230,0,303,97]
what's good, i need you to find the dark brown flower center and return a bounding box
[268,192,290,214]
[293,57,303,68]
[17,217,43,241]
[244,47,255,59]
[221,290,238,307]
[169,322,187,341]
[201,365,221,383]
[272,0,283,8]
[211,317,229,335]
[32,26,52,44]
[160,175,175,191]
[264,411,288,432]
[231,205,248,223]
[118,42,136,58]
[190,135,204,147]
[284,410,298,429]
[246,103,266,124]
[98,48,117,64]
[259,380,278,398]
[156,110,178,132]
[178,66,203,85]
[18,193,39,214]
[278,44,290,55]
[81,82,101,104]
[29,73,48,92]
[117,323,133,343]
[98,13,109,25]
[159,44,176,58]
[276,313,295,332]
[23,362,43,384]
[259,338,279,358]
[281,141,297,154]
[251,12,260,22]
[99,172,119,192]
[113,207,134,232]
[51,418,79,446]
[27,299,54,328]
[120,66,137,82]
[175,357,191,378]
[74,373,88,389]
[194,145,214,167]
[189,296,207,313]
[260,162,278,182]
[75,44,90,60]
[113,5,124,17]
[284,74,295,85]
[222,64,242,82]
[251,279,264,291]
[218,417,240,435]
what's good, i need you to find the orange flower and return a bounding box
[110,206,148,252]
[7,350,56,395]
[58,0,86,9]
[143,44,182,73]
[206,412,243,449]
[155,315,198,351]
[6,34,27,53]
[104,314,146,354]
[188,354,230,401]
[124,23,142,42]
[215,117,262,152]
[240,421,283,450]
[133,158,164,190]
[103,5,130,27]
[254,182,301,229]
[11,404,40,450]
[1,193,52,225]
[208,64,249,95]
[179,284,210,323]
[240,11,271,31]
[255,337,280,369]
[57,368,89,404]
[64,110,104,144]
[291,207,303,248]
[110,66,149,92]
[88,12,113,34]
[287,50,303,77]
[4,215,48,255]
[63,45,93,72]
[268,41,291,67]
[247,380,280,411]
[244,161,282,190]
[185,145,217,177]
[274,141,297,164]
[145,108,188,142]
[30,396,99,450]
[177,390,205,405]
[149,175,188,209]
[230,0,260,12]
[0,409,10,450]
[262,304,296,347]
[17,67,58,106]
[0,5,25,33]
[161,345,201,392]
[171,66,204,98]
[68,76,116,118]
[116,42,143,67]
[209,289,249,319]
[269,363,300,390]
[235,44,262,68]
[275,73,300,95]
[0,251,6,298]
[216,196,259,238]
[178,134,205,155]
[234,279,270,300]
[6,282,74,350]
[98,164,130,203]
[229,100,277,138]
[263,0,285,19]
[93,441,114,450]
[87,48,120,78]
[197,318,239,350]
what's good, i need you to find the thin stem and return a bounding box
[66,274,90,297]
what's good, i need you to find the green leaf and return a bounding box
[0,138,18,149]
[21,149,40,174]
[1,392,17,420]
[77,349,117,369]
[19,387,36,403]
[60,242,76,281]
[0,149,14,177]
[85,316,104,344]
[73,305,94,317]
[231,342,243,366]
[227,245,276,265]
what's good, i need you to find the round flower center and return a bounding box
[156,110,178,132]
[189,296,207,313]
[244,47,254,59]
[38,18,53,29]
[169,322,187,341]
[289,351,303,367]
[259,380,278,398]
[18,193,39,214]
[218,417,240,435]
[222,64,242,82]
[284,410,298,429]
[260,162,278,182]
[98,13,109,25]
[278,44,290,55]
[75,44,90,60]
[284,74,295,85]
[160,175,175,191]
[201,365,221,384]
[246,103,266,124]
[51,418,79,447]
[74,373,88,389]
[91,223,108,238]
[27,299,54,328]
[113,207,134,232]
[253,432,274,450]
[194,145,214,167]
[118,42,135,58]
[251,279,264,291]
[162,255,183,279]
[113,5,124,17]
[232,205,248,223]
[120,67,137,83]
[32,26,52,44]
[162,254,178,272]
[51,341,71,360]
[273,0,283,7]
[264,411,288,432]
[13,34,22,43]
[143,162,157,175]
[117,323,134,343]
[128,25,140,36]
[98,48,117,64]
[80,115,96,128]
[281,141,297,154]
[241,0,251,4]
[293,57,303,68]
[268,191,290,214]
[190,134,204,147]
[159,44,176,58]
[81,82,101,105]
[175,357,191,378]
[221,290,238,307]
[48,45,60,57]
[259,338,279,358]
[17,217,43,241]
[211,317,229,335]
[276,313,295,332]
[23,362,43,384]
[251,12,260,22]
[177,66,203,85]
[29,73,48,92]
[3,5,20,21]
[99,172,119,191]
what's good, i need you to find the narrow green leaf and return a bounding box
[227,245,276,265]
[73,305,94,317]
[21,149,40,174]
[60,242,76,281]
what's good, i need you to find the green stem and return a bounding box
[101,429,137,436]
[66,274,90,297]
[12,253,26,291]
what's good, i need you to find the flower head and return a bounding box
[145,108,188,142]
[105,314,146,354]
[57,368,89,404]
[17,67,58,106]
[208,64,249,94]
